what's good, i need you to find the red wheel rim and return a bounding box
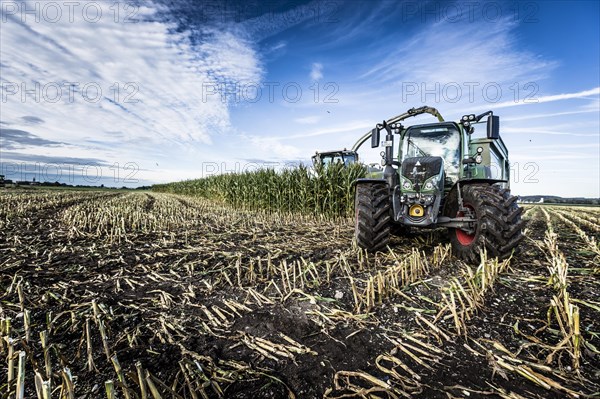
[456,204,476,245]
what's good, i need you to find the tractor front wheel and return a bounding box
[449,184,524,263]
[355,182,391,252]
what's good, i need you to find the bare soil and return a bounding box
[0,192,599,398]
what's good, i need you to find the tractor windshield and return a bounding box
[402,124,461,183]
[321,152,357,167]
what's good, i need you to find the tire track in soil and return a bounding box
[0,192,124,275]
[317,240,482,397]
[549,210,600,256]
[146,198,359,269]
[543,210,600,361]
[206,302,391,398]
[546,210,599,275]
[182,231,456,397]
[3,191,122,221]
[369,213,583,398]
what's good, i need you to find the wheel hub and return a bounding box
[409,204,424,217]
[456,204,476,245]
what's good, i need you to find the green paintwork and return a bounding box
[353,108,511,230]
[394,121,510,191]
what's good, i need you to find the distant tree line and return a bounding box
[0,176,150,190]
[519,195,599,205]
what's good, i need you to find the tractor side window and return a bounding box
[321,153,355,167]
[490,149,503,180]
[323,155,342,166]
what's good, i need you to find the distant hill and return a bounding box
[518,195,599,205]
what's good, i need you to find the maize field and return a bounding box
[152,163,366,219]
[0,188,599,399]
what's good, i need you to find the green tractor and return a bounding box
[354,106,524,262]
[312,129,384,172]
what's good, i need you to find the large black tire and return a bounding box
[355,183,391,252]
[448,184,525,263]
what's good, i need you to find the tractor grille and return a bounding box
[401,156,443,183]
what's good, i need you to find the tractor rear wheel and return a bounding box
[355,182,391,252]
[449,184,524,263]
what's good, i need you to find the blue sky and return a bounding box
[0,0,598,197]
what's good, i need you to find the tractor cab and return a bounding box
[401,123,462,186]
[312,149,358,169]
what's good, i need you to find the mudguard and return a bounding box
[442,178,507,217]
[352,178,388,187]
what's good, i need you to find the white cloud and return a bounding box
[0,1,263,181]
[503,108,599,122]
[244,136,303,159]
[360,18,555,99]
[238,1,340,42]
[492,87,600,109]
[263,120,372,140]
[502,127,597,137]
[310,62,323,81]
[196,29,263,88]
[267,41,287,53]
[294,115,321,124]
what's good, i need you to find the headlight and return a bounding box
[475,155,483,163]
[425,181,433,190]
[477,146,483,153]
[469,114,475,120]
[403,181,411,189]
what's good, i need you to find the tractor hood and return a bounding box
[395,156,445,226]
[401,156,444,192]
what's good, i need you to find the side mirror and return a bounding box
[370,127,380,148]
[487,115,500,139]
